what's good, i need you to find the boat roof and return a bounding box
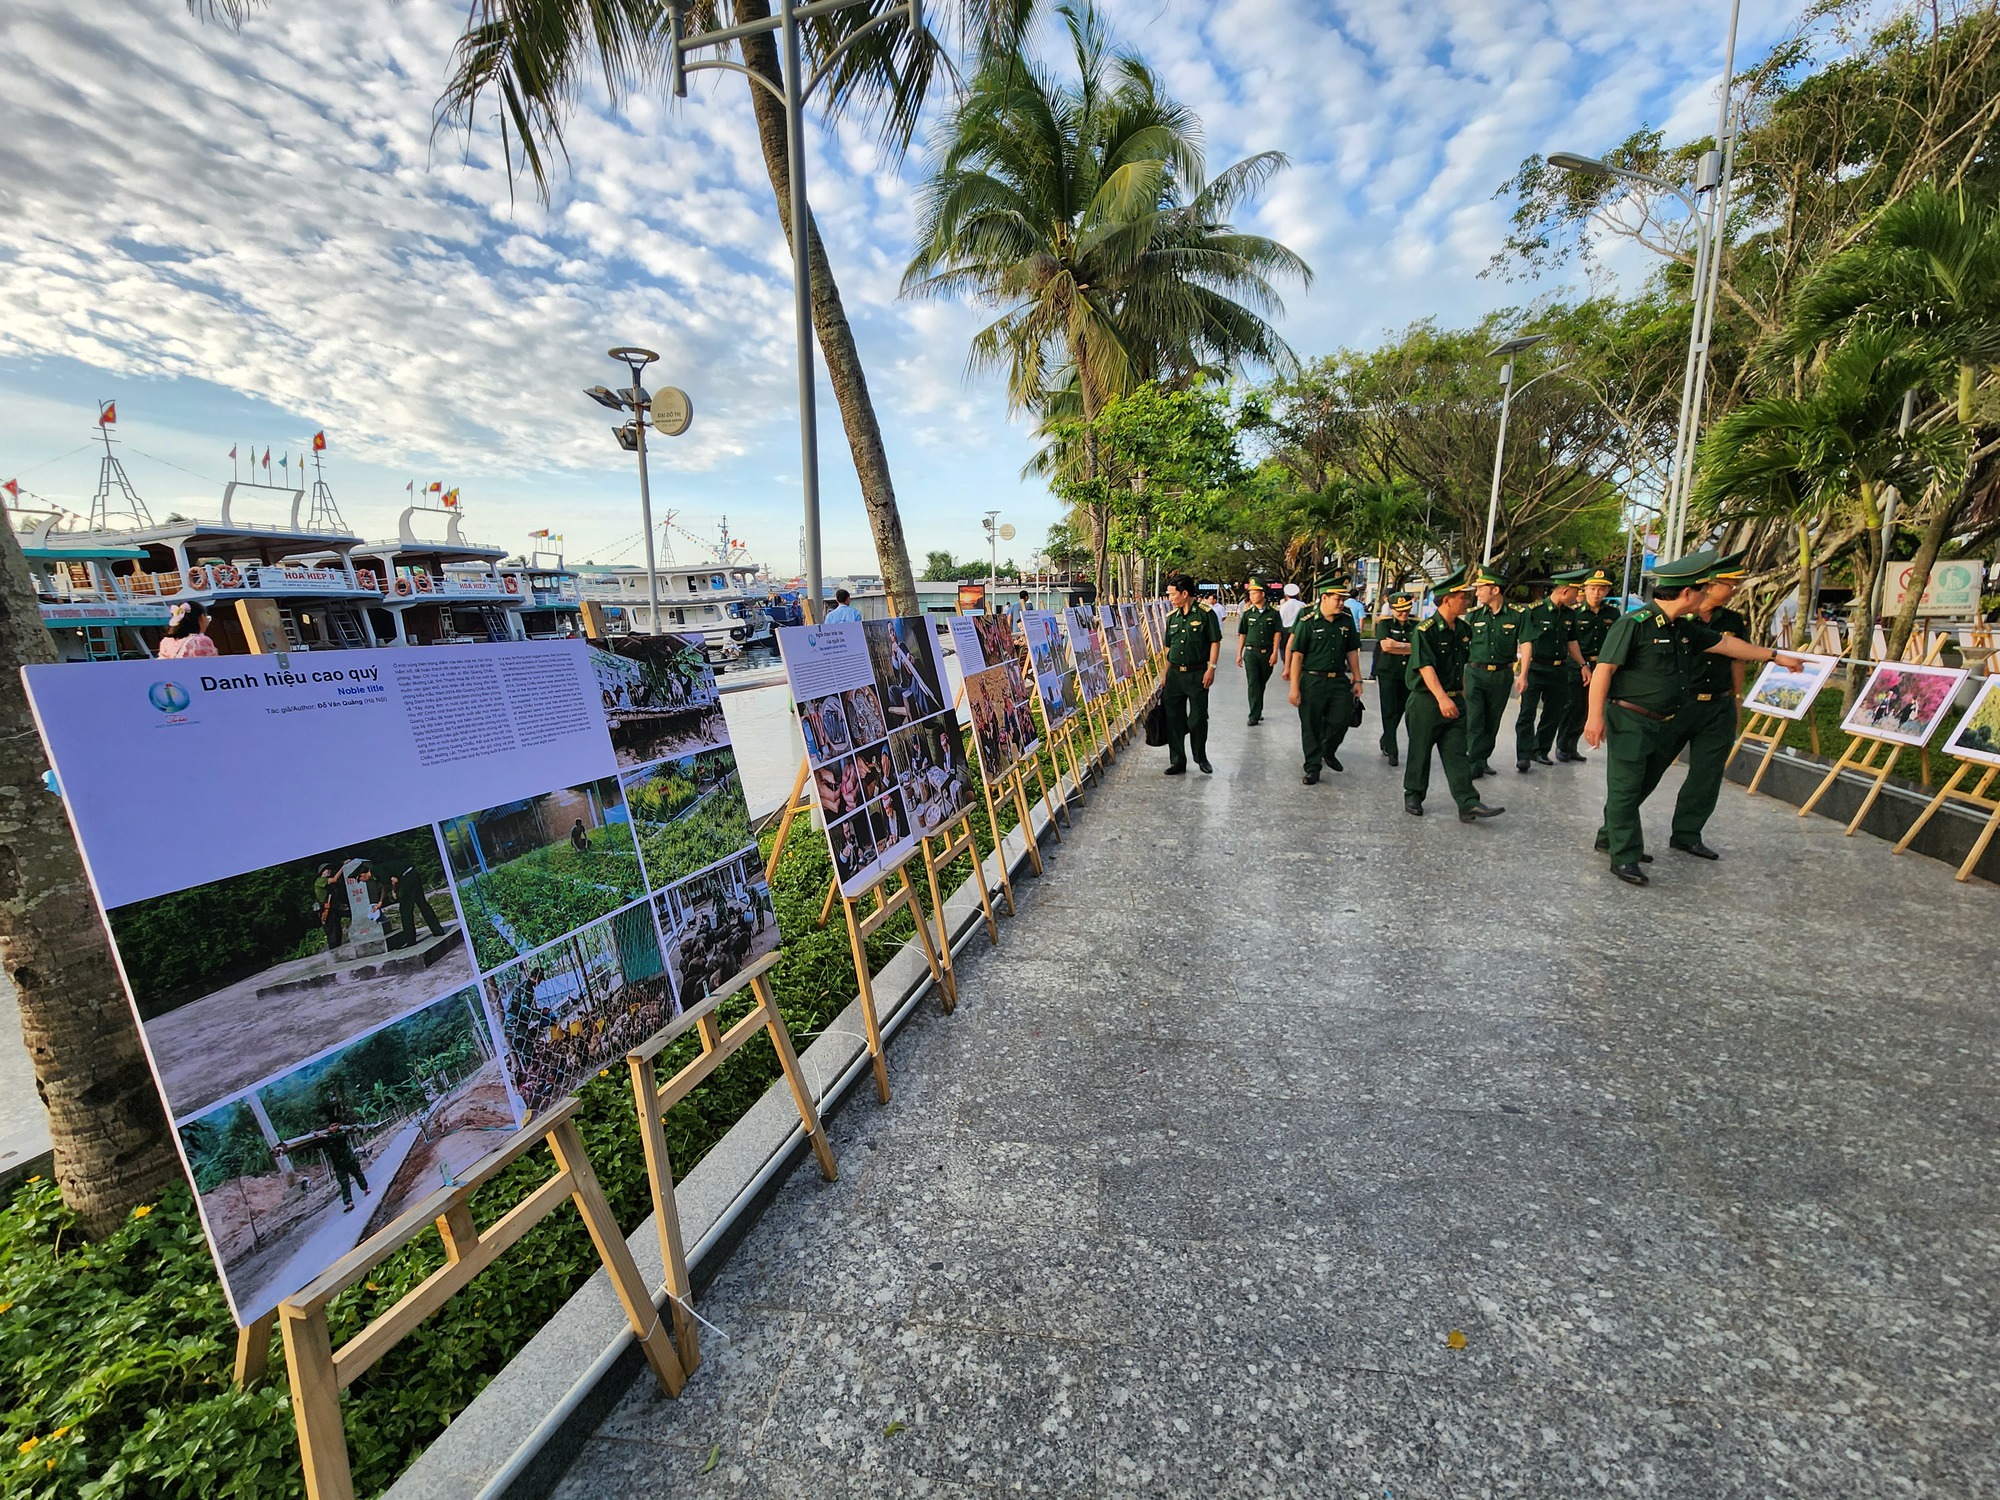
[22,541,149,561]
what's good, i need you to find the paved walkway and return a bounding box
[555,653,1998,1498]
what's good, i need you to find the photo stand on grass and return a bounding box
[626,949,838,1371]
[276,1098,684,1500]
[835,856,956,1103]
[1893,761,2000,882]
[919,807,1004,957]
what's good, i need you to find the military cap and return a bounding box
[1246,576,1267,591]
[1469,565,1505,589]
[1551,565,1591,585]
[1315,573,1344,595]
[1650,548,1717,584]
[1580,567,1616,588]
[1389,593,1413,610]
[1705,549,1748,582]
[1430,565,1474,594]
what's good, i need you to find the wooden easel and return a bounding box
[1798,733,1904,835]
[1894,761,2000,882]
[1731,712,1791,797]
[834,858,955,1102]
[275,1099,684,1500]
[920,808,1003,959]
[763,755,816,883]
[626,950,837,1369]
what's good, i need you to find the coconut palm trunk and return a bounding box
[727,0,920,617]
[0,526,180,1236]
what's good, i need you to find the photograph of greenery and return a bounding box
[1943,677,2000,766]
[621,747,756,891]
[177,987,512,1322]
[440,778,646,972]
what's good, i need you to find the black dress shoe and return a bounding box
[1671,839,1720,860]
[1459,803,1505,823]
[1516,759,1531,773]
[1384,751,1399,766]
[1165,764,1187,776]
[1557,749,1587,763]
[1404,797,1423,816]
[1303,769,1320,785]
[1328,755,1344,773]
[1196,758,1213,775]
[1532,752,1554,766]
[1612,863,1650,886]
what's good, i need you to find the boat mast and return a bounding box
[89,401,152,532]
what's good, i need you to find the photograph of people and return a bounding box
[843,685,889,744]
[854,741,891,801]
[655,851,781,1002]
[829,810,877,892]
[590,633,726,766]
[865,618,947,727]
[815,755,864,818]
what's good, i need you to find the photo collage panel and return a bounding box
[948,614,1042,782]
[1063,606,1112,703]
[1022,609,1082,729]
[1100,604,1135,682]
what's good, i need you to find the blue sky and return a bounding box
[0,0,1804,577]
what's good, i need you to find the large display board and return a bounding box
[1100,605,1134,682]
[24,636,775,1325]
[946,613,1041,782]
[1942,676,2000,767]
[777,618,974,898]
[1063,607,1112,702]
[1022,609,1082,728]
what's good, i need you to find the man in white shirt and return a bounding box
[1276,582,1304,664]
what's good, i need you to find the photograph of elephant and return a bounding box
[104,824,473,1125]
[178,986,512,1323]
[621,748,755,891]
[440,779,646,972]
[655,850,781,1002]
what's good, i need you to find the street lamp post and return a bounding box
[586,351,694,636]
[1482,334,1545,566]
[663,0,923,623]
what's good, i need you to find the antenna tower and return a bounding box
[89,401,153,531]
[306,449,349,532]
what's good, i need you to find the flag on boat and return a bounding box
[262,448,271,471]
[312,430,326,452]
[228,445,237,461]
[429,481,442,494]
[443,488,459,508]
[406,480,414,496]
[98,401,116,426]
[3,480,18,500]
[280,453,289,474]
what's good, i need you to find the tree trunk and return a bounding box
[1072,339,1111,602]
[1886,482,1973,662]
[0,525,180,1236]
[731,0,919,617]
[1845,491,1885,698]
[1794,523,1814,650]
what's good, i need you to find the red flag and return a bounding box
[262,448,271,470]
[429,481,442,494]
[228,445,237,461]
[312,430,327,452]
[406,480,414,496]
[3,479,19,500]
[443,488,460,508]
[98,401,116,426]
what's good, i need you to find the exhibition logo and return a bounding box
[148,681,193,724]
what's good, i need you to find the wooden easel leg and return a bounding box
[842,895,892,1103]
[1894,763,1970,854]
[755,974,838,1181]
[1959,796,2000,882]
[764,756,813,883]
[234,1309,276,1387]
[1799,742,1861,818]
[1745,735,1784,797]
[902,865,957,1012]
[627,1056,700,1372]
[1010,769,1045,876]
[1033,759,1064,841]
[549,1118,687,1396]
[280,1302,355,1500]
[980,777,1018,916]
[1845,745,1898,835]
[816,874,839,930]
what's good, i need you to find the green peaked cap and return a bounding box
[1651,548,1717,584]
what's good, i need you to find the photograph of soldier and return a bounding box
[655,850,780,1003]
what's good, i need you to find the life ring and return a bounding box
[503,574,521,595]
[210,564,241,589]
[184,565,209,591]
[415,573,435,593]
[355,567,379,591]
[392,576,414,598]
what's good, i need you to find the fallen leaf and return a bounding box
[884,1421,907,1437]
[1446,1329,1467,1350]
[700,1444,719,1475]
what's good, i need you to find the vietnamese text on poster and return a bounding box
[24,635,776,1325]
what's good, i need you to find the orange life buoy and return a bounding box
[356,567,379,591]
[392,576,413,598]
[503,574,521,595]
[211,564,241,589]
[184,565,209,591]
[415,572,435,593]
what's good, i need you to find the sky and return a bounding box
[0,0,1808,580]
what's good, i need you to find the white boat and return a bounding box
[353,503,527,646]
[575,517,771,651]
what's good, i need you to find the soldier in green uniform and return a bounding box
[1463,567,1525,778]
[1667,551,1752,859]
[1402,569,1505,823]
[1161,571,1222,775]
[1515,572,1586,769]
[1560,567,1621,761]
[1373,592,1416,765]
[1585,551,1803,884]
[1235,578,1285,726]
[1286,575,1364,784]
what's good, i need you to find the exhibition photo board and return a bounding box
[946,613,1042,783]
[1022,609,1082,729]
[24,635,776,1326]
[1838,662,1968,747]
[1941,675,2000,766]
[1741,654,1839,720]
[1100,605,1134,682]
[1063,607,1112,702]
[777,619,973,898]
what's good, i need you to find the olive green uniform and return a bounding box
[1290,606,1362,774]
[1237,603,1284,724]
[1162,603,1223,770]
[1562,600,1621,756]
[1594,605,1724,865]
[1374,614,1415,758]
[1669,604,1748,847]
[1464,602,1524,774]
[1402,615,1479,813]
[1515,598,1576,761]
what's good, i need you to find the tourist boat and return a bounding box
[353,501,526,646]
[516,544,587,640]
[574,517,771,652]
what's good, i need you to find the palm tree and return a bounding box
[901,1,1310,596]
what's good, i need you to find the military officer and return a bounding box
[1286,574,1365,784]
[1560,566,1621,761]
[1666,551,1752,859]
[1162,571,1223,775]
[1235,578,1285,726]
[1515,572,1586,769]
[1585,551,1804,884]
[1402,569,1505,823]
[1374,592,1417,765]
[1463,567,1525,778]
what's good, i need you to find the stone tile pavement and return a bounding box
[552,653,1999,1498]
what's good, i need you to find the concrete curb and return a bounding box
[383,765,1094,1500]
[1725,743,2000,884]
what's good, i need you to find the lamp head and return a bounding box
[1490,333,1545,359]
[584,386,627,411]
[1546,151,1610,176]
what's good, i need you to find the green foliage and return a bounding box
[633,776,754,890]
[458,836,646,970]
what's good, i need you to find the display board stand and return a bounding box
[763,756,816,883]
[1798,733,1904,834]
[627,950,837,1369]
[277,1099,684,1500]
[1731,712,1791,797]
[1893,762,2000,881]
[838,861,955,1102]
[920,809,1003,959]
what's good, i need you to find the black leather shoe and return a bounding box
[1247,716,1258,726]
[1459,803,1505,823]
[1302,769,1320,785]
[1516,759,1531,773]
[1532,752,1554,766]
[1404,797,1423,816]
[1671,840,1720,860]
[1383,750,1399,766]
[1557,750,1587,763]
[1196,758,1213,775]
[1612,863,1650,886]
[1164,764,1187,776]
[1328,755,1344,773]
